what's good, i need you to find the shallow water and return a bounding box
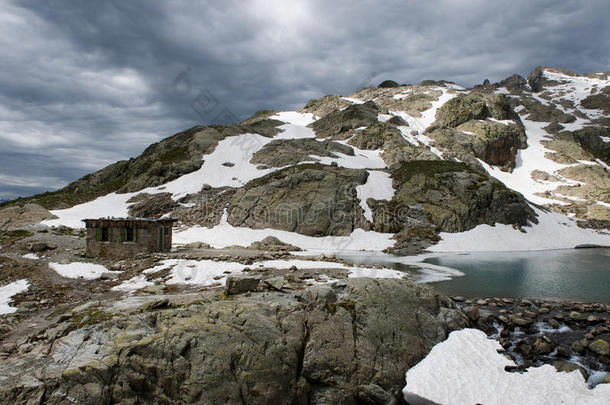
[338,248,610,303]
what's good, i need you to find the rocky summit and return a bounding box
[1,66,610,404]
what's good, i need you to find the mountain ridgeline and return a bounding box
[3,66,609,251]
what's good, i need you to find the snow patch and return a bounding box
[403,329,610,405]
[111,275,154,292]
[49,262,120,280]
[22,253,39,260]
[0,279,29,315]
[174,210,395,253]
[430,208,610,252]
[356,170,394,222]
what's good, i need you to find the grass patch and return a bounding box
[159,146,189,164]
[0,230,33,245]
[71,309,112,327]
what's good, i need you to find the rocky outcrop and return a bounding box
[527,66,578,92]
[348,123,438,167]
[227,164,369,236]
[248,236,302,251]
[0,279,468,405]
[298,95,352,118]
[520,96,576,123]
[127,193,178,218]
[310,101,379,139]
[388,160,537,234]
[0,203,57,230]
[498,74,528,92]
[572,126,610,164]
[581,93,610,114]
[378,80,400,88]
[174,186,237,227]
[428,92,526,170]
[430,121,527,170]
[250,138,354,168]
[432,92,520,129]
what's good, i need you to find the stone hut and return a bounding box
[83,218,176,258]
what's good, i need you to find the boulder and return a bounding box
[248,236,302,252]
[27,242,54,252]
[224,275,261,295]
[589,339,609,356]
[429,120,527,170]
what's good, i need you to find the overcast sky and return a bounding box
[1,0,608,201]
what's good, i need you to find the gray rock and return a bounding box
[357,384,398,404]
[27,242,54,252]
[0,278,461,405]
[224,275,261,295]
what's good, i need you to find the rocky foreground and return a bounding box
[0,278,468,404]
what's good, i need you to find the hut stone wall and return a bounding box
[84,218,175,258]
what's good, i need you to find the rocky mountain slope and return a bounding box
[2,66,610,252]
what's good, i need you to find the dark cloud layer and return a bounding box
[1,0,608,200]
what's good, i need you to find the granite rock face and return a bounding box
[227,164,370,236]
[310,101,379,139]
[0,278,467,405]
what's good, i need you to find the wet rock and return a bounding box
[553,361,588,380]
[509,315,533,327]
[515,339,532,357]
[569,311,583,321]
[463,305,479,322]
[589,339,610,357]
[532,336,555,355]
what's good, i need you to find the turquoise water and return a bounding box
[426,248,610,303]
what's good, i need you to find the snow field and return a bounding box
[402,329,610,405]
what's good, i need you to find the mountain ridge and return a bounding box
[2,65,609,253]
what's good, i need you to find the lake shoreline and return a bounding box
[447,294,610,386]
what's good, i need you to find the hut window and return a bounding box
[165,226,170,236]
[121,227,137,242]
[101,227,110,241]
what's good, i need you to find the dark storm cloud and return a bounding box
[1,0,608,200]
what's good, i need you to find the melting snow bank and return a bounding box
[403,329,610,405]
[430,208,610,252]
[174,210,395,253]
[49,262,121,280]
[0,280,29,315]
[111,258,406,291]
[166,258,402,286]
